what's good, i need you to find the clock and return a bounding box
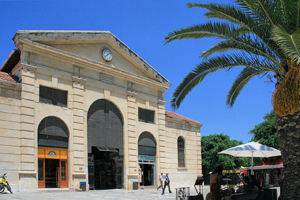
[102,48,112,62]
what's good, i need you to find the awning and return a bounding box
[96,147,118,152]
[246,164,283,170]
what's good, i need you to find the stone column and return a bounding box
[71,76,87,189]
[19,59,38,191]
[126,81,139,189]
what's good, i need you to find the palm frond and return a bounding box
[170,54,277,109]
[279,0,300,32]
[164,22,239,45]
[235,25,253,35]
[234,0,280,26]
[185,2,284,63]
[226,67,268,107]
[272,26,300,66]
[166,0,300,110]
[187,3,255,29]
[200,36,281,68]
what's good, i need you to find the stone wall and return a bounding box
[0,80,21,192]
[164,119,202,189]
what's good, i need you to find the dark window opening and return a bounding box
[138,132,156,156]
[38,116,69,149]
[87,99,124,190]
[39,85,68,107]
[178,137,185,168]
[138,108,154,123]
[38,159,44,181]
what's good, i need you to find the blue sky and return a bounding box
[0,0,274,143]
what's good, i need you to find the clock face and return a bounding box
[102,48,112,62]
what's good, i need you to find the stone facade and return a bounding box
[0,30,202,192]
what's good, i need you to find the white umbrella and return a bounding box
[218,142,281,174]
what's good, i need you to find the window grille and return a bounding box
[100,73,113,84]
[138,108,154,123]
[39,85,68,107]
[138,132,156,156]
[178,137,185,167]
[38,116,69,149]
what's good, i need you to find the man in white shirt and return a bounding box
[157,173,164,190]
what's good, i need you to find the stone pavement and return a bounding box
[0,186,210,200]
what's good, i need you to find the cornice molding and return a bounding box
[158,98,166,105]
[20,63,37,72]
[0,79,21,90]
[127,90,137,98]
[13,31,171,87]
[72,76,86,85]
[165,116,202,128]
[15,38,170,90]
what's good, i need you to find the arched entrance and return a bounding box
[37,116,69,188]
[87,99,124,190]
[138,132,156,186]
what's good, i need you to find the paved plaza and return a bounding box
[0,186,210,200]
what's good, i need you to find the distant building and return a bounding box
[0,30,202,192]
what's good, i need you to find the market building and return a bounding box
[0,30,202,192]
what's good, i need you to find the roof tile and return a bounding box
[0,72,19,83]
[165,111,200,123]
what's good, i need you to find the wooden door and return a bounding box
[38,159,45,188]
[60,160,68,188]
[56,167,60,187]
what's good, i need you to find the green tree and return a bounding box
[248,110,279,149]
[201,133,250,183]
[248,110,280,165]
[165,1,300,198]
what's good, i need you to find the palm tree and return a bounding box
[164,0,300,199]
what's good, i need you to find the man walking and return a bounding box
[157,173,164,190]
[162,172,172,195]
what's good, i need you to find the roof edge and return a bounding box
[165,111,202,127]
[13,30,171,87]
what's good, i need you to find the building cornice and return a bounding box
[165,116,202,128]
[13,30,171,88]
[15,38,169,91]
[0,79,21,90]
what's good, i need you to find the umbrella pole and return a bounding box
[251,151,254,175]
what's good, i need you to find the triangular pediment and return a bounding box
[45,42,150,78]
[14,31,170,87]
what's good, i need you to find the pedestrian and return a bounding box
[162,172,172,195]
[210,165,223,200]
[249,175,261,191]
[157,173,164,190]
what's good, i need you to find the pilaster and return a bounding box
[70,75,87,189]
[19,63,38,191]
[157,92,167,171]
[72,76,87,174]
[126,82,139,188]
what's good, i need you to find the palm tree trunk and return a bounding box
[276,111,300,200]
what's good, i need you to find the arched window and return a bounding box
[178,136,185,167]
[138,132,156,156]
[87,99,124,189]
[38,116,69,149]
[87,99,123,154]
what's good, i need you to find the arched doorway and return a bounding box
[37,116,69,188]
[87,99,124,190]
[138,132,156,186]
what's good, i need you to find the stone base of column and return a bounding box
[18,171,38,192]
